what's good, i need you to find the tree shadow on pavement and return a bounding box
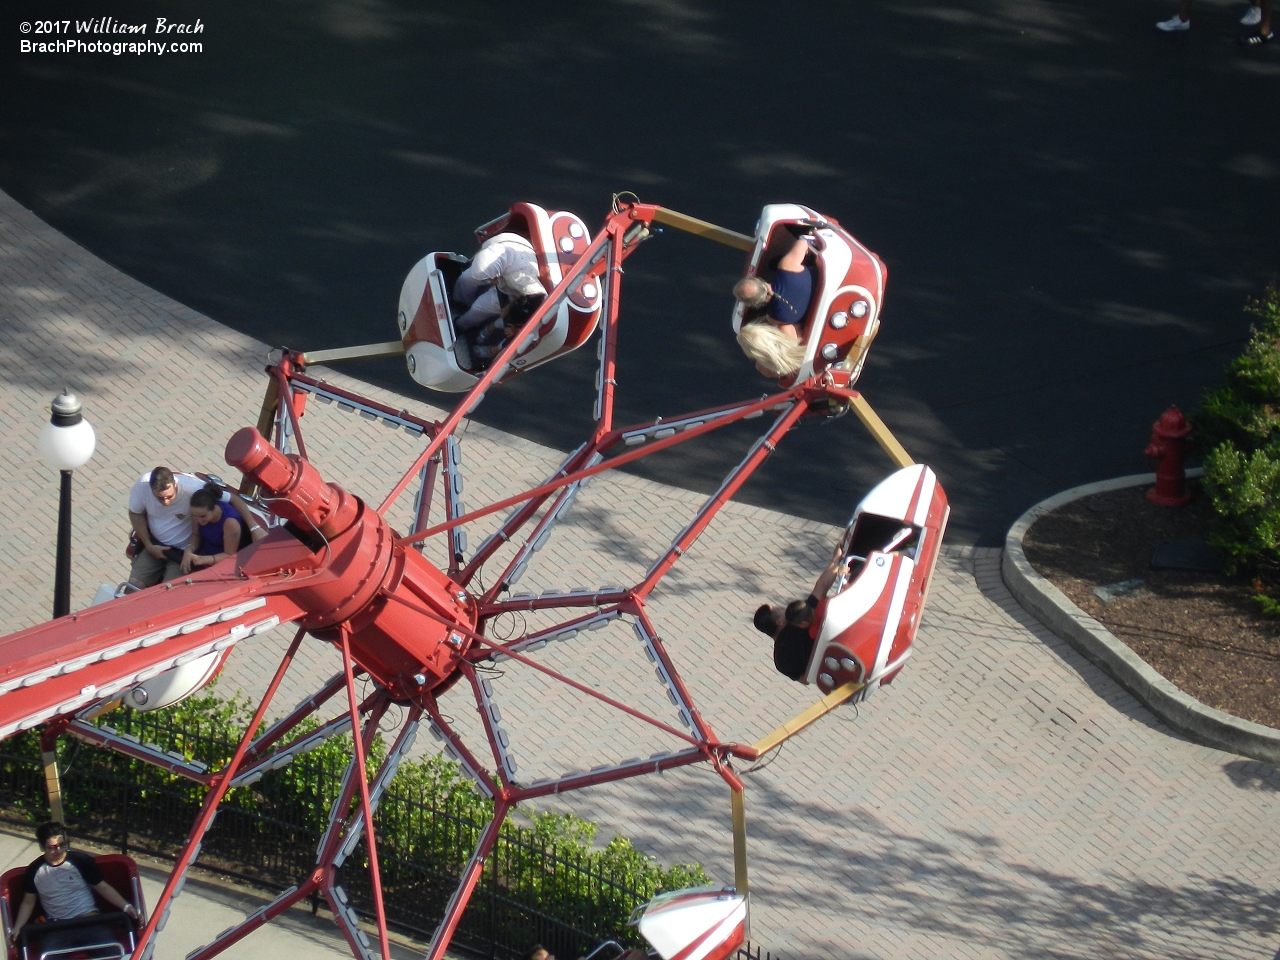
[6,0,1278,545]
[575,767,1280,959]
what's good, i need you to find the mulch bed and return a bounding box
[1022,482,1280,730]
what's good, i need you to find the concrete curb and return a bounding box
[1002,470,1280,765]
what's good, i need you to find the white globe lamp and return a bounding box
[38,392,96,470]
[36,392,96,618]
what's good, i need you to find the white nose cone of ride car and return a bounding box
[123,650,229,711]
[633,886,747,960]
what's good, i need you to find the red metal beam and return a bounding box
[339,627,391,960]
[184,880,320,960]
[414,455,438,556]
[592,215,625,438]
[510,748,705,801]
[478,589,629,618]
[398,387,806,548]
[273,365,309,461]
[379,590,704,748]
[420,695,500,799]
[423,799,510,960]
[320,696,391,958]
[242,671,348,762]
[282,370,439,434]
[458,442,594,590]
[635,399,808,599]
[0,581,302,739]
[62,720,214,785]
[627,604,716,745]
[132,626,308,960]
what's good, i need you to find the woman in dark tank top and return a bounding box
[182,483,250,572]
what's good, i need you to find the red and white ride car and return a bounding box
[807,464,949,698]
[398,202,604,392]
[632,886,746,960]
[731,203,887,387]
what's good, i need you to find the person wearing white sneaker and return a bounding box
[1157,0,1192,30]
[1158,0,1272,36]
[1240,0,1274,42]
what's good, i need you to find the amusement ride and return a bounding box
[0,195,947,960]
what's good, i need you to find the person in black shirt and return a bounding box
[733,234,817,337]
[753,547,848,681]
[733,229,819,378]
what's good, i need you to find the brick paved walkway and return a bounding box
[2,188,1277,960]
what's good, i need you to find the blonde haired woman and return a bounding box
[737,321,807,378]
[732,232,816,378]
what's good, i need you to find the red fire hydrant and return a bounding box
[1144,405,1192,506]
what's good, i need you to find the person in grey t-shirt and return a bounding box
[9,822,138,954]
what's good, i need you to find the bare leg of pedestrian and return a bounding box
[1242,0,1274,41]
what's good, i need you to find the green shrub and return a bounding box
[0,689,708,950]
[1202,442,1280,575]
[1194,285,1280,600]
[1194,286,1280,455]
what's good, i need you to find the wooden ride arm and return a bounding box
[650,206,755,251]
[751,681,866,756]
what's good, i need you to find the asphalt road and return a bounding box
[4,0,1279,543]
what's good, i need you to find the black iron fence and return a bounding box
[0,715,655,960]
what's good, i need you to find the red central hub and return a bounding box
[227,428,475,696]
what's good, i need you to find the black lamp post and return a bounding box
[37,391,96,619]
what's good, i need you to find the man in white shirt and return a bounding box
[126,466,203,589]
[452,232,548,332]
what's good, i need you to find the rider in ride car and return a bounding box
[181,482,262,574]
[753,544,848,681]
[733,228,818,377]
[453,232,548,333]
[126,466,203,590]
[469,294,547,368]
[9,822,139,954]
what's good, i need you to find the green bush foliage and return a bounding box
[1195,286,1280,455]
[1202,443,1280,575]
[1194,286,1280,607]
[0,689,708,951]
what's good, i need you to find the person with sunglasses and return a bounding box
[9,822,139,955]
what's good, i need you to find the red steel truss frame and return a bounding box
[0,198,898,960]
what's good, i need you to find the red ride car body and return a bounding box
[806,465,949,699]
